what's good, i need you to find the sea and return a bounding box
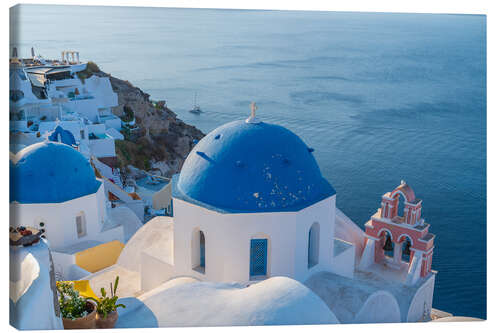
[10,5,486,319]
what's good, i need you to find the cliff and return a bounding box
[90,64,204,178]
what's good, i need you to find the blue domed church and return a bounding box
[9,141,140,259]
[170,105,338,283]
[136,105,437,324]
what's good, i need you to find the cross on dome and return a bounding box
[246,102,261,124]
[251,102,257,117]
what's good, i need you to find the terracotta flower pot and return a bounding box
[62,301,97,329]
[96,310,118,329]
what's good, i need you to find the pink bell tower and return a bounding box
[359,181,435,284]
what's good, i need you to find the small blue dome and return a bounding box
[48,125,76,146]
[11,142,101,204]
[174,120,335,213]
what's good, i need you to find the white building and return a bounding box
[10,141,142,281]
[9,55,122,160]
[82,108,437,325]
[8,55,145,221]
[170,115,336,283]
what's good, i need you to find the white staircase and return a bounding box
[111,168,123,188]
[358,238,375,270]
[91,155,123,188]
[405,251,423,286]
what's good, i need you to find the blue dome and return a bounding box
[11,142,101,204]
[48,125,76,146]
[174,120,336,213]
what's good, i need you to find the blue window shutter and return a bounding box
[250,239,267,277]
[200,243,205,267]
[200,232,205,268]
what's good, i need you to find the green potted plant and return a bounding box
[56,281,97,329]
[89,276,126,329]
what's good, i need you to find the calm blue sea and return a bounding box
[11,5,486,319]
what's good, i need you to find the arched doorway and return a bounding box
[308,222,320,268]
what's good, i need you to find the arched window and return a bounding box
[192,229,205,274]
[308,222,320,268]
[75,212,87,238]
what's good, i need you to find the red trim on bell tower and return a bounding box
[364,181,435,279]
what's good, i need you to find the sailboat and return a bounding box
[189,92,202,114]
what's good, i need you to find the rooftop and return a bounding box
[174,119,336,213]
[10,141,101,204]
[305,268,435,323]
[115,276,339,328]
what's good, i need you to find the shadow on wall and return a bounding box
[115,297,158,328]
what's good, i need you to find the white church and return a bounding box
[10,140,142,281]
[169,103,338,283]
[10,104,439,328]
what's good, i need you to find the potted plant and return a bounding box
[56,281,97,329]
[89,276,126,329]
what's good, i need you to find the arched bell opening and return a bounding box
[381,230,394,259]
[396,193,406,219]
[401,236,412,263]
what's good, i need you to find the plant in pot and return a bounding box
[56,281,97,329]
[88,276,126,329]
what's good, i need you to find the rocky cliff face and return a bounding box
[95,69,204,178]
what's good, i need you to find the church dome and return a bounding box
[11,142,101,204]
[48,125,77,146]
[174,119,335,213]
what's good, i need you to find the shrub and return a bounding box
[76,61,101,83]
[144,158,151,171]
[56,282,91,320]
[86,61,100,73]
[121,105,134,122]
